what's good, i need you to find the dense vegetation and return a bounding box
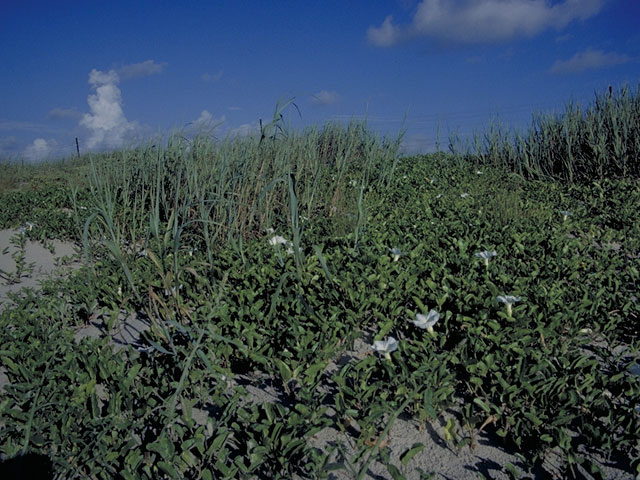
[1,88,639,479]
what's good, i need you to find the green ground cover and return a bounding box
[1,91,639,479]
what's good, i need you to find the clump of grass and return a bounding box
[82,118,401,252]
[454,83,640,182]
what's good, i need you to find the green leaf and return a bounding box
[473,398,491,413]
[400,443,425,465]
[387,463,406,480]
[274,358,292,383]
[158,461,179,479]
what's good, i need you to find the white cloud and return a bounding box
[201,71,223,82]
[367,15,402,47]
[228,122,260,137]
[190,110,225,128]
[23,138,56,162]
[195,110,213,124]
[550,48,632,74]
[118,60,167,79]
[311,90,340,106]
[79,69,138,150]
[368,0,604,47]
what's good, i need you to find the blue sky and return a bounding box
[1,0,638,162]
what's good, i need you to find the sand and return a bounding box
[0,229,80,310]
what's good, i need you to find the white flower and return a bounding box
[269,235,291,247]
[411,310,440,335]
[19,222,36,233]
[350,179,357,187]
[560,210,572,221]
[164,284,183,297]
[389,247,403,262]
[476,170,483,175]
[497,295,521,316]
[372,336,398,360]
[266,227,275,234]
[475,250,497,267]
[460,193,471,198]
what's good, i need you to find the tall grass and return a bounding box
[453,84,640,182]
[82,119,401,250]
[78,119,401,331]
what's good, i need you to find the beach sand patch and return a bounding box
[0,229,80,310]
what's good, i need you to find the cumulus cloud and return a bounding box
[48,107,82,121]
[550,48,632,74]
[367,16,402,47]
[118,60,167,79]
[190,110,225,128]
[201,71,223,82]
[368,0,604,47]
[228,122,261,137]
[311,90,340,106]
[23,138,56,162]
[79,69,138,150]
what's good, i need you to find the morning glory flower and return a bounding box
[475,250,497,267]
[389,247,403,262]
[460,193,471,198]
[497,295,521,316]
[560,210,572,221]
[19,222,36,233]
[372,336,398,360]
[411,310,440,335]
[268,235,291,247]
